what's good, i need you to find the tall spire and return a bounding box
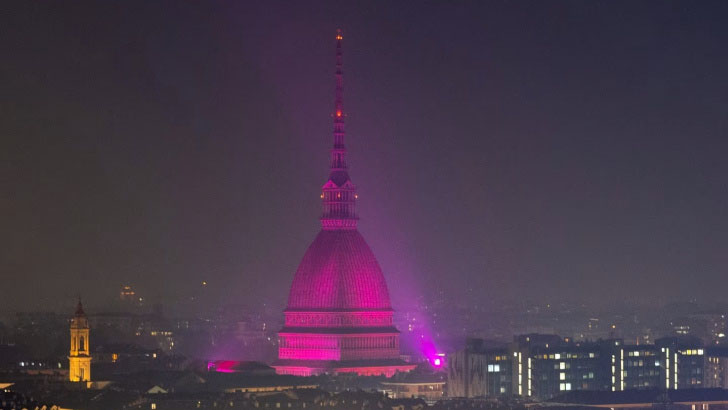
[321,29,358,230]
[75,297,85,316]
[331,28,347,176]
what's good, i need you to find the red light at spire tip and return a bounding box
[336,110,342,117]
[336,29,343,40]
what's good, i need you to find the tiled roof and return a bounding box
[286,230,391,311]
[551,388,728,405]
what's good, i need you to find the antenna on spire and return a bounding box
[331,28,346,168]
[75,296,85,316]
[321,29,358,230]
[334,29,344,121]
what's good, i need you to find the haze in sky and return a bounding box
[2,1,727,312]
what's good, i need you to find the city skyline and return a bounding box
[3,1,728,313]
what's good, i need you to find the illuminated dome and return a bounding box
[273,30,415,377]
[287,230,392,311]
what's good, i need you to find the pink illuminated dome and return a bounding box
[273,30,415,377]
[287,230,392,311]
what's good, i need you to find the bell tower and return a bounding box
[68,299,91,383]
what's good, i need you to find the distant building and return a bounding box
[670,313,727,344]
[706,347,728,388]
[207,360,276,375]
[202,373,320,393]
[522,342,607,398]
[656,336,706,389]
[447,339,512,397]
[509,334,612,398]
[273,30,414,377]
[68,299,91,383]
[616,344,662,390]
[120,285,136,302]
[381,373,446,403]
[448,334,712,400]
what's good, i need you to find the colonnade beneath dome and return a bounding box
[284,310,394,327]
[278,332,400,361]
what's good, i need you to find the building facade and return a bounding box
[381,380,446,403]
[616,344,662,390]
[448,335,718,400]
[68,300,91,382]
[705,347,728,388]
[447,339,512,397]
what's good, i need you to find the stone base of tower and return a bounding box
[276,312,414,377]
[68,356,91,382]
[272,359,416,377]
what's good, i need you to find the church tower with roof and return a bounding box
[273,31,415,377]
[68,299,91,382]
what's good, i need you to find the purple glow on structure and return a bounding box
[430,353,446,368]
[272,30,416,377]
[403,320,442,367]
[207,360,240,373]
[286,230,392,310]
[278,330,401,361]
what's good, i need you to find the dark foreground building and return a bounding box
[547,388,728,410]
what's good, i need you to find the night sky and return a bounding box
[3,1,728,313]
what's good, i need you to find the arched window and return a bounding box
[79,336,85,351]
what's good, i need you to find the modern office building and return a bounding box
[656,337,706,389]
[614,344,662,390]
[705,347,728,388]
[447,339,512,397]
[448,335,713,399]
[511,335,609,399]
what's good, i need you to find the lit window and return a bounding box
[560,372,566,380]
[560,362,566,370]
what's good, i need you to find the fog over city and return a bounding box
[4,2,728,409]
[4,1,728,315]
